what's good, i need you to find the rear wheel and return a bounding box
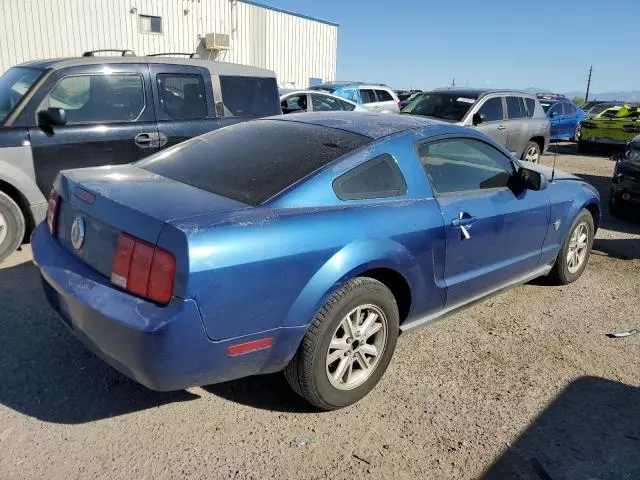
[284,277,399,410]
[0,191,25,263]
[548,209,594,285]
[522,141,541,163]
[573,124,581,142]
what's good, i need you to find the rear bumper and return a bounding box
[31,223,306,391]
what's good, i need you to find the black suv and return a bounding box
[0,51,281,261]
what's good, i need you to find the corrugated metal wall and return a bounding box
[0,0,337,88]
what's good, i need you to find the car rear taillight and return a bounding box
[110,233,176,305]
[397,101,402,110]
[46,189,60,236]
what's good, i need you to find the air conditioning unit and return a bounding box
[205,33,230,51]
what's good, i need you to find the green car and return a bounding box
[578,104,640,153]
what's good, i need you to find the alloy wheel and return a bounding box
[325,304,388,390]
[524,145,540,163]
[0,212,7,245]
[566,222,589,274]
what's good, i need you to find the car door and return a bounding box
[310,93,343,112]
[472,96,508,148]
[548,102,564,139]
[281,93,309,113]
[562,102,577,138]
[504,96,529,157]
[27,63,158,195]
[374,89,397,113]
[149,64,218,150]
[416,136,550,306]
[359,88,379,112]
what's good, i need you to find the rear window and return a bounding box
[137,120,371,205]
[219,75,280,117]
[524,98,536,117]
[375,90,393,102]
[506,96,525,119]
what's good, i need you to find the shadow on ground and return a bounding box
[545,141,622,157]
[0,261,199,424]
[483,376,640,480]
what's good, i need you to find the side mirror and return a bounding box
[472,112,484,126]
[515,167,547,191]
[38,107,66,127]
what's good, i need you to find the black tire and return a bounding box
[284,277,399,410]
[573,124,581,143]
[548,209,595,285]
[0,191,25,263]
[521,141,541,163]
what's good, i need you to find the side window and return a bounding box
[42,74,145,123]
[374,89,393,102]
[476,97,504,122]
[335,87,358,103]
[416,138,515,194]
[564,103,576,115]
[156,73,207,120]
[311,94,342,112]
[333,154,407,200]
[338,99,356,111]
[281,95,307,113]
[506,96,525,119]
[524,98,536,118]
[219,75,280,117]
[360,89,377,104]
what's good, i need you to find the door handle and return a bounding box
[497,125,507,130]
[452,213,476,240]
[135,132,160,148]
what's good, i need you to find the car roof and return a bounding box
[16,56,276,77]
[429,88,536,98]
[265,111,461,139]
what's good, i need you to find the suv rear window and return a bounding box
[374,90,393,102]
[137,120,371,205]
[506,96,525,119]
[524,98,536,117]
[219,76,280,117]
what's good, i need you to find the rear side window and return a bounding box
[506,96,525,119]
[374,89,393,102]
[137,120,371,205]
[157,73,207,120]
[333,154,407,200]
[338,99,356,111]
[360,89,377,104]
[565,103,576,114]
[219,76,280,117]
[43,74,145,123]
[477,97,503,122]
[524,98,536,118]
[311,94,342,112]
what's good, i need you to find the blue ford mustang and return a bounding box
[32,112,600,410]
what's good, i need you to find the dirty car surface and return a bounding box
[31,112,600,409]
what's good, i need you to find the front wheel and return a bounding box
[573,124,581,142]
[521,141,541,163]
[548,209,595,285]
[284,277,399,410]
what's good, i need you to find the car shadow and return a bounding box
[545,141,623,157]
[202,374,318,413]
[482,376,640,479]
[0,261,199,424]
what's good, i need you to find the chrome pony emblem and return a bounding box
[70,216,86,250]
[553,219,561,231]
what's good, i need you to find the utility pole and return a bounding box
[452,78,455,87]
[584,65,592,103]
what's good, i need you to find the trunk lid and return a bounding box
[54,165,248,293]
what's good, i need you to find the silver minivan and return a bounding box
[402,89,550,162]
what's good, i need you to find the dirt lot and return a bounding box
[1,145,639,480]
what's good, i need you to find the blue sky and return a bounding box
[258,0,639,93]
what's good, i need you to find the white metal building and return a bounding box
[0,0,338,88]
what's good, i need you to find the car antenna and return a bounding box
[551,139,558,182]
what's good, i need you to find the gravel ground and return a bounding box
[1,145,639,480]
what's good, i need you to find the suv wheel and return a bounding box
[0,191,25,263]
[284,277,399,410]
[522,141,541,163]
[548,209,594,285]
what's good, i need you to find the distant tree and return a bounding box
[572,96,585,106]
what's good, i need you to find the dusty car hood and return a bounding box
[521,163,579,181]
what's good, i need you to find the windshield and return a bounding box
[588,103,616,115]
[401,93,477,122]
[0,67,43,123]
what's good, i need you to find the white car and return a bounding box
[280,89,367,114]
[308,82,401,113]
